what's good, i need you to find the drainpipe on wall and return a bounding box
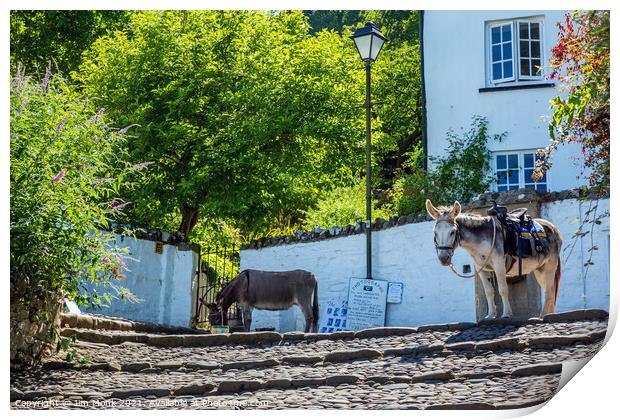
[419,10,428,170]
[578,201,587,308]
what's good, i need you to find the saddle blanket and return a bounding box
[515,220,547,238]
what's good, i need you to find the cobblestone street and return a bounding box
[10,309,608,410]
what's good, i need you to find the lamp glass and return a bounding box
[370,36,385,61]
[353,34,373,61]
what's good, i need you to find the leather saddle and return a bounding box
[487,200,545,277]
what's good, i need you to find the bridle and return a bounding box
[433,220,461,253]
[434,216,498,279]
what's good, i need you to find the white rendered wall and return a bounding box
[86,234,199,327]
[541,198,610,312]
[423,10,589,191]
[241,198,609,332]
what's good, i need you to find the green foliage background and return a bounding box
[9,9,493,250]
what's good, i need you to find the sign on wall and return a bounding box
[318,299,348,333]
[347,278,388,330]
[387,281,404,304]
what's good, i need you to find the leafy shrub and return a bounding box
[392,116,503,215]
[10,66,134,365]
[303,178,393,229]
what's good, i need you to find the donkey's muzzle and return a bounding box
[437,250,452,266]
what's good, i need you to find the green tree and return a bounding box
[10,67,134,366]
[302,178,392,229]
[540,10,609,189]
[10,10,130,74]
[76,11,365,237]
[392,116,503,215]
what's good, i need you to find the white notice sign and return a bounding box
[347,278,388,330]
[387,282,404,304]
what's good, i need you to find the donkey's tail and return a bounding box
[312,281,319,332]
[554,257,561,304]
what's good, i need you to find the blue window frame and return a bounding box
[490,23,515,83]
[495,153,520,191]
[523,152,547,191]
[487,18,544,85]
[493,150,549,192]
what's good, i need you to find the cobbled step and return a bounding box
[12,310,608,408]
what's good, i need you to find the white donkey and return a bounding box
[426,199,562,318]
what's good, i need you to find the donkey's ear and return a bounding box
[450,201,461,219]
[426,199,441,220]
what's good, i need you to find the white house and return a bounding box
[422,10,586,192]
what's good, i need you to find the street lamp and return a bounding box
[350,21,387,280]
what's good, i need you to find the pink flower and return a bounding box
[111,200,129,211]
[131,161,155,171]
[116,255,129,271]
[51,168,67,184]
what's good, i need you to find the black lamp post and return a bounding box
[351,21,387,280]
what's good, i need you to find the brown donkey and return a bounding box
[213,269,319,332]
[426,199,562,318]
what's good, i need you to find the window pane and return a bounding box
[502,24,511,42]
[531,59,541,75]
[508,169,519,184]
[520,40,529,58]
[497,170,507,184]
[503,43,512,60]
[539,173,547,182]
[524,153,534,168]
[508,185,519,191]
[519,22,529,40]
[524,169,534,182]
[492,26,501,44]
[520,59,530,76]
[496,155,507,169]
[530,23,540,39]
[525,183,535,189]
[536,184,547,192]
[503,61,513,79]
[498,186,507,192]
[531,41,541,58]
[492,45,501,61]
[508,154,518,168]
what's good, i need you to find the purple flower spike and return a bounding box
[51,168,67,184]
[55,118,66,133]
[131,161,155,171]
[118,124,138,135]
[41,62,52,89]
[87,108,105,123]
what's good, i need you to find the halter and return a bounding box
[434,216,498,279]
[433,220,460,252]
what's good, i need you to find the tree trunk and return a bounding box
[179,203,200,237]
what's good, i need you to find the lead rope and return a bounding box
[448,216,498,279]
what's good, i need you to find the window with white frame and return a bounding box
[493,151,548,192]
[488,18,543,85]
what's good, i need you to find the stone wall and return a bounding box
[85,233,199,328]
[240,189,610,332]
